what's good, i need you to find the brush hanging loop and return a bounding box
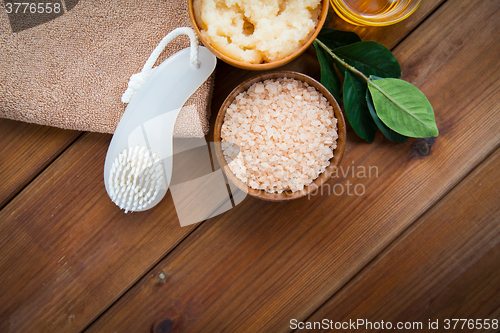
[121,27,200,104]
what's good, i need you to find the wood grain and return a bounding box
[0,132,200,333]
[304,147,500,332]
[86,0,500,332]
[0,119,80,208]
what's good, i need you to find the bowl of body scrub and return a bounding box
[214,71,347,201]
[189,0,329,70]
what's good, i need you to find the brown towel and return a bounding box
[0,0,213,137]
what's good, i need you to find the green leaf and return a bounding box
[368,77,439,138]
[366,89,408,143]
[313,42,341,102]
[333,41,402,78]
[343,71,377,143]
[316,27,361,50]
[315,28,361,79]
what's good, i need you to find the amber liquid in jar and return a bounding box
[344,0,399,16]
[331,0,420,25]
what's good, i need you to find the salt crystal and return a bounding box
[255,83,265,93]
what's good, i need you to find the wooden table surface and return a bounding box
[1,0,499,332]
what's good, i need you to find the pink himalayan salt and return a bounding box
[221,78,338,194]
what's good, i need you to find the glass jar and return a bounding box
[330,0,421,26]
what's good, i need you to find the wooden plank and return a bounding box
[304,147,500,331]
[0,132,202,333]
[0,119,81,208]
[86,0,500,332]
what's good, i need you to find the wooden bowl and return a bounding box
[188,0,329,70]
[214,71,347,201]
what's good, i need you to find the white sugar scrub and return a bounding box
[193,0,322,64]
[221,78,338,194]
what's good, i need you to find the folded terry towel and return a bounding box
[0,0,213,137]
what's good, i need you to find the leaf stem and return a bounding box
[314,39,369,82]
[315,39,394,102]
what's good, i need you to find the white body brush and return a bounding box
[104,28,216,212]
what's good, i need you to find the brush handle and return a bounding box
[104,46,216,211]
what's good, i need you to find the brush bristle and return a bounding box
[109,145,164,212]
